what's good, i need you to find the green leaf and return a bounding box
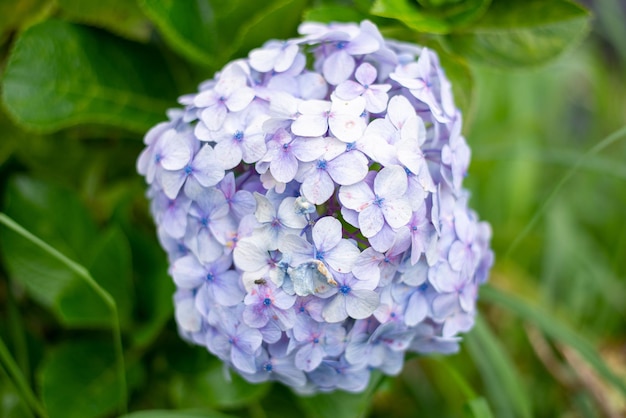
[231,0,308,59]
[39,340,123,418]
[57,0,151,42]
[126,227,174,348]
[1,19,178,134]
[443,0,590,68]
[119,410,236,418]
[138,0,219,66]
[464,397,495,418]
[371,0,491,34]
[85,227,135,328]
[303,5,370,23]
[170,357,271,409]
[481,285,626,398]
[3,176,98,261]
[465,317,532,418]
[0,178,102,315]
[297,372,383,418]
[0,177,129,329]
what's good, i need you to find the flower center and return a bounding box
[340,285,351,294]
[233,130,244,141]
[263,298,272,306]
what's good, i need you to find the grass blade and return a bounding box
[481,285,626,398]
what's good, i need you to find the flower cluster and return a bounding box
[137,20,493,393]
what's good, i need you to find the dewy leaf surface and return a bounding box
[1,19,178,134]
[443,0,590,68]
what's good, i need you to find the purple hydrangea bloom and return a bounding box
[138,20,493,393]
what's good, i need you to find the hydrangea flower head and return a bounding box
[138,20,494,394]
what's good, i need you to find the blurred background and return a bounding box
[0,0,624,417]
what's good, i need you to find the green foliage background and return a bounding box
[0,0,624,417]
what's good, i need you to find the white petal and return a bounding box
[312,216,342,251]
[346,290,379,319]
[375,165,408,199]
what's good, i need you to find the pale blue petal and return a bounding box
[312,216,342,252]
[236,325,263,354]
[338,181,374,211]
[351,248,382,282]
[295,343,323,372]
[301,169,334,205]
[160,132,193,170]
[358,205,384,237]
[335,80,363,100]
[171,254,204,289]
[213,270,245,306]
[270,151,298,183]
[233,238,269,272]
[325,240,360,273]
[214,139,243,170]
[442,312,474,338]
[323,50,355,85]
[346,289,379,319]
[322,295,347,323]
[327,151,368,186]
[291,136,326,162]
[192,145,225,187]
[159,170,186,199]
[253,193,276,224]
[382,198,412,229]
[277,197,307,229]
[404,291,428,326]
[431,292,458,321]
[232,345,258,374]
[375,165,407,199]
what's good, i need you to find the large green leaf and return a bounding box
[140,0,306,68]
[138,0,219,66]
[170,356,271,409]
[303,5,370,23]
[57,0,151,42]
[443,0,590,68]
[0,177,131,328]
[0,177,101,315]
[297,372,383,418]
[1,19,177,134]
[39,340,123,418]
[371,0,491,34]
[119,410,235,418]
[228,0,309,60]
[126,226,174,348]
[85,227,135,328]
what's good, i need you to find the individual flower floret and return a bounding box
[339,165,412,249]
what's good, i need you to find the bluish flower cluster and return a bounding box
[138,20,493,393]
